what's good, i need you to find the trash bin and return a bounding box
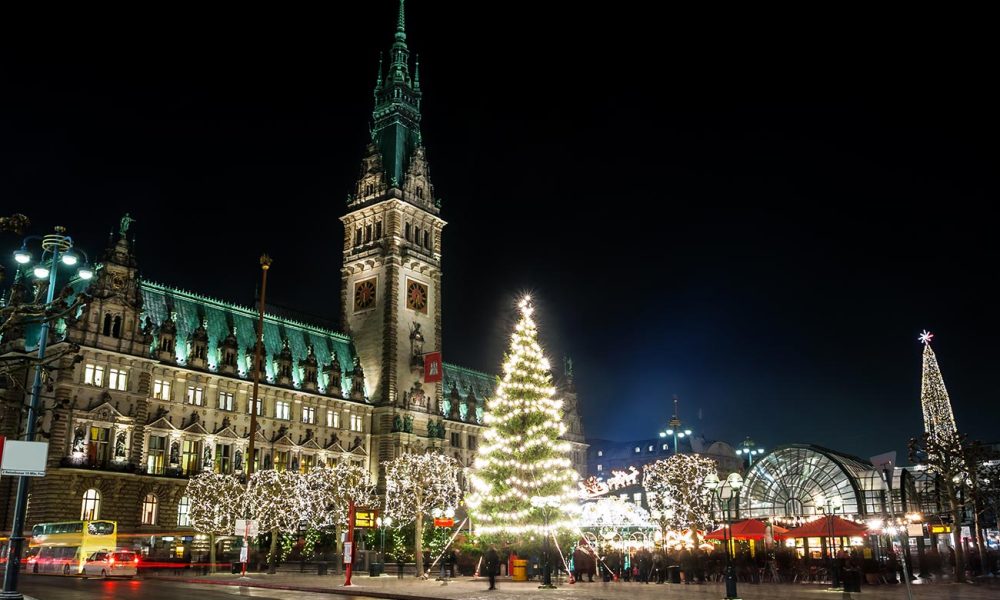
[317,562,328,576]
[512,559,528,582]
[669,565,681,584]
[843,568,862,593]
[231,562,242,574]
[368,562,383,577]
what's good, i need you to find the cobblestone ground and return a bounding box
[146,572,1000,600]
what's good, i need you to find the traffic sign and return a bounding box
[235,519,259,537]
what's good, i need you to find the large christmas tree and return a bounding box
[467,296,579,536]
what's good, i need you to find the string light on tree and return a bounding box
[466,295,581,537]
[642,454,717,535]
[185,472,245,574]
[918,330,958,437]
[383,452,462,577]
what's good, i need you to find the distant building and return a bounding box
[584,435,740,510]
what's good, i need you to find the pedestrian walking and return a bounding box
[485,545,500,590]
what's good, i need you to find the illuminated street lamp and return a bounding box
[705,471,743,600]
[659,395,693,455]
[815,494,842,585]
[376,516,393,564]
[3,226,92,600]
[735,436,764,467]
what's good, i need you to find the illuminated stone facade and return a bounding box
[0,2,587,549]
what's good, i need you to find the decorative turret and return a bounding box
[156,312,177,363]
[465,388,478,424]
[219,327,239,375]
[324,352,343,396]
[188,318,209,369]
[350,357,366,401]
[300,344,318,392]
[275,338,294,386]
[448,384,461,420]
[246,345,267,381]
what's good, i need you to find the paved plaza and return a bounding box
[142,572,1000,600]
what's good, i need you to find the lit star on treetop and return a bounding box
[919,330,934,345]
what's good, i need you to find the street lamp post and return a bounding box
[705,471,743,600]
[734,437,763,467]
[530,496,561,589]
[377,516,392,565]
[2,226,93,600]
[815,494,842,586]
[659,395,692,455]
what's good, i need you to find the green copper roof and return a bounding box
[140,280,356,392]
[372,0,422,187]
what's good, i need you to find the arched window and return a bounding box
[81,489,101,520]
[177,496,191,527]
[112,316,122,338]
[141,494,158,525]
[103,314,112,336]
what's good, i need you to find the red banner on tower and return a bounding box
[424,352,443,383]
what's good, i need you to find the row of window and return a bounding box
[448,432,478,450]
[143,434,359,476]
[591,443,670,460]
[403,222,432,250]
[81,488,189,526]
[353,220,384,246]
[84,365,127,391]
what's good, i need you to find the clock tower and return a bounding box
[341,0,445,432]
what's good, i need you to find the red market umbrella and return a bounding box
[781,516,868,538]
[704,519,790,541]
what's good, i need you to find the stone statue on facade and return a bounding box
[409,322,425,369]
[114,432,127,458]
[119,213,135,236]
[72,427,87,453]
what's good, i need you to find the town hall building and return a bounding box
[0,3,587,561]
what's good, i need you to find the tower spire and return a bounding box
[396,0,406,39]
[919,330,958,437]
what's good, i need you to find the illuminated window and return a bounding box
[302,406,316,424]
[89,427,111,464]
[141,494,158,525]
[662,444,668,451]
[214,444,231,474]
[152,379,171,400]
[147,436,166,474]
[648,445,654,452]
[81,489,101,520]
[597,450,603,457]
[635,447,641,454]
[84,364,105,387]
[350,414,363,432]
[276,401,290,420]
[247,396,263,415]
[186,386,204,406]
[274,450,289,472]
[597,464,603,472]
[181,440,200,474]
[177,496,191,527]
[218,392,234,411]
[108,368,128,391]
[327,410,340,428]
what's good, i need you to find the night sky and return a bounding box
[2,6,995,462]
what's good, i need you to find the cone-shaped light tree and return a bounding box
[910,330,966,583]
[467,296,580,537]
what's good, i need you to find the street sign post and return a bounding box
[0,441,49,477]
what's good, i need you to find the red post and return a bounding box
[344,500,356,586]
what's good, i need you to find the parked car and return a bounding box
[82,550,138,578]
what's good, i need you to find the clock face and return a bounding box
[354,279,376,312]
[406,279,428,313]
